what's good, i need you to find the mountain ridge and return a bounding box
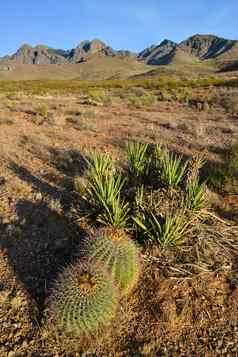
[139,34,238,68]
[1,39,135,65]
[1,34,238,67]
[0,34,237,80]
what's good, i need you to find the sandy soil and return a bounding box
[0,91,238,355]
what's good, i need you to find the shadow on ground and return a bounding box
[0,199,85,307]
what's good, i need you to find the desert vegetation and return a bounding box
[0,75,238,355]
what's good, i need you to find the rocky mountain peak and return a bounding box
[179,34,236,59]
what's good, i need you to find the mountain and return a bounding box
[68,39,118,63]
[179,34,237,59]
[8,44,68,65]
[2,39,134,65]
[0,34,237,80]
[138,40,176,65]
[138,39,200,65]
[138,34,238,71]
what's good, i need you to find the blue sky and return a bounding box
[0,0,237,56]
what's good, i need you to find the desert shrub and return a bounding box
[37,103,49,117]
[128,92,156,108]
[127,141,150,183]
[134,205,188,246]
[156,145,188,189]
[46,259,118,336]
[130,87,147,97]
[6,100,17,111]
[184,155,208,212]
[74,147,209,245]
[140,93,157,106]
[78,229,140,295]
[88,89,112,106]
[185,177,207,212]
[66,116,96,131]
[31,112,56,126]
[86,152,113,178]
[157,88,173,101]
[76,153,130,228]
[127,94,142,108]
[0,77,236,96]
[66,110,98,129]
[219,95,238,114]
[172,88,191,103]
[85,173,130,228]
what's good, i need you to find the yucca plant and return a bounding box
[185,177,207,211]
[133,208,189,246]
[46,259,118,336]
[86,152,113,178]
[127,142,150,180]
[75,152,113,197]
[185,154,208,211]
[78,229,140,295]
[156,145,188,188]
[86,172,130,228]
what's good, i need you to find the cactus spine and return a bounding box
[78,229,140,295]
[47,259,118,336]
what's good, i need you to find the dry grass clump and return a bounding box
[87,89,112,106]
[127,91,157,108]
[219,93,238,114]
[37,103,49,118]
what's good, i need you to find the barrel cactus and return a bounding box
[47,259,118,336]
[78,229,140,295]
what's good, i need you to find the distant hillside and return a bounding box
[0,56,151,81]
[0,34,237,80]
[138,39,200,66]
[1,39,135,65]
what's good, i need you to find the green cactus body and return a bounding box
[47,259,118,336]
[79,230,140,295]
